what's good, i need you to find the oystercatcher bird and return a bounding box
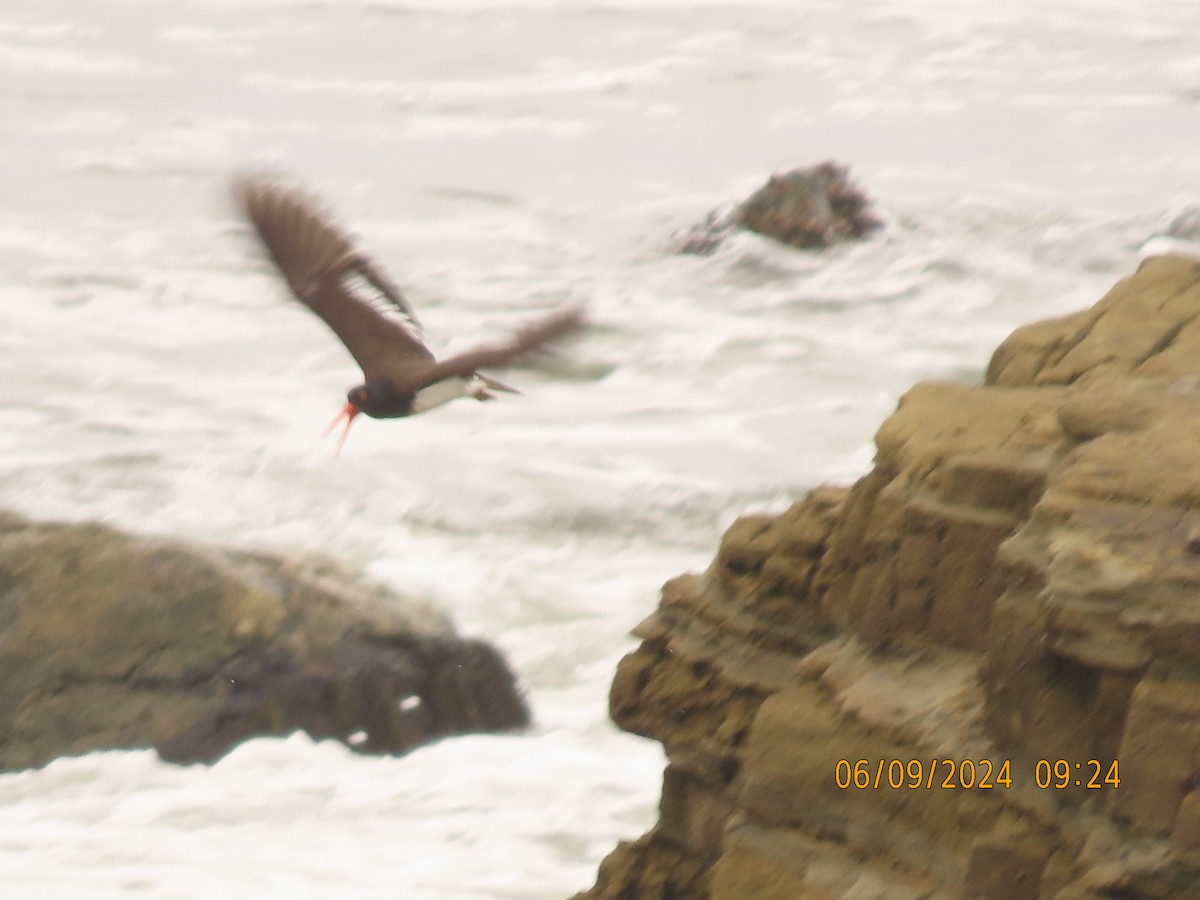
[234,174,584,453]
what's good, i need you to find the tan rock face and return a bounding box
[0,516,529,770]
[577,255,1200,899]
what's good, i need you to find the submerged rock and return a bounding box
[0,515,529,771]
[674,162,881,255]
[578,255,1200,898]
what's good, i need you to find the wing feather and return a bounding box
[418,304,585,389]
[234,174,434,384]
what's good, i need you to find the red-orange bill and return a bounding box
[321,402,359,456]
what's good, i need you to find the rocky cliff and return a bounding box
[0,512,529,770]
[576,254,1200,899]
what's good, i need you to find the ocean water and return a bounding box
[0,0,1198,896]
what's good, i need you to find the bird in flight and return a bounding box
[234,174,584,453]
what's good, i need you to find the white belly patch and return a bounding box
[412,378,473,414]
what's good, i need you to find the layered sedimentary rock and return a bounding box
[577,255,1200,899]
[0,513,529,770]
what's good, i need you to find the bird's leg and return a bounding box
[477,373,521,395]
[468,374,524,402]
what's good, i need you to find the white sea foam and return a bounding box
[0,0,1198,896]
[0,731,663,899]
[0,42,153,75]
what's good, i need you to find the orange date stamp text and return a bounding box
[834,758,1120,790]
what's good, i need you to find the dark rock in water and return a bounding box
[1166,205,1200,241]
[673,205,740,256]
[0,514,529,771]
[739,163,880,249]
[674,161,881,255]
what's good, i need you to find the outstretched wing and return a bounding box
[417,304,585,390]
[234,174,435,384]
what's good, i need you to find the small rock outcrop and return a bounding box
[675,162,881,255]
[576,255,1200,898]
[0,513,529,770]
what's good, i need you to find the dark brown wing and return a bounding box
[234,174,435,384]
[417,304,585,389]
